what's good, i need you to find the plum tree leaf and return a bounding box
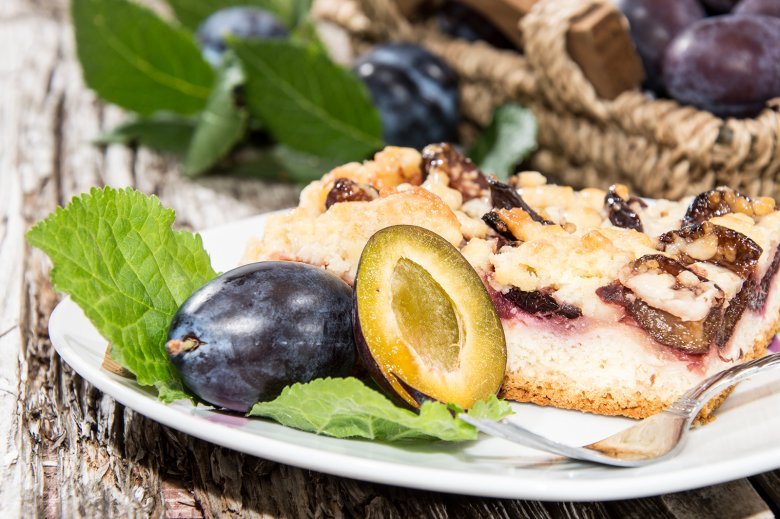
[164,0,300,30]
[287,0,315,27]
[221,145,342,183]
[72,0,214,115]
[232,40,384,162]
[268,145,343,183]
[289,19,327,54]
[95,114,197,155]
[26,187,217,401]
[184,62,248,176]
[469,104,537,180]
[249,377,513,441]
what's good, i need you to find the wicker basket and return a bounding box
[313,0,780,200]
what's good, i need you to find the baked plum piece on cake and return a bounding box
[243,145,780,419]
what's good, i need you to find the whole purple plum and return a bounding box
[615,0,705,93]
[166,261,355,412]
[662,15,780,118]
[699,0,741,13]
[734,0,780,18]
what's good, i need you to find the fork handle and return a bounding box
[674,352,780,415]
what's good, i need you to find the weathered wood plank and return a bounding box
[4,1,181,517]
[750,470,780,517]
[3,0,778,517]
[0,25,28,519]
[661,479,773,519]
[1,5,72,517]
[605,496,676,518]
[546,501,610,519]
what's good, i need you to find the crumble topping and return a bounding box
[243,186,462,282]
[688,262,744,302]
[618,257,723,322]
[298,146,423,214]
[243,145,780,354]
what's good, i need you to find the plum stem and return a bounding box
[165,337,203,356]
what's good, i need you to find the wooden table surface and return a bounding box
[3,0,780,517]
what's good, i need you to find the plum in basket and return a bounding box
[734,0,780,18]
[663,15,780,118]
[615,0,705,93]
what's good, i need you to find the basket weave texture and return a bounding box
[314,0,780,200]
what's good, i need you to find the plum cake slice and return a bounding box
[243,144,780,419]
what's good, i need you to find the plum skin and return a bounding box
[352,225,506,410]
[614,0,705,93]
[662,15,780,118]
[197,7,289,66]
[435,1,517,50]
[353,43,459,149]
[734,0,780,18]
[700,0,740,13]
[167,261,355,412]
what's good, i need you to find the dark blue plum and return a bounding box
[734,0,780,18]
[353,43,459,149]
[197,7,289,66]
[436,1,516,50]
[166,261,355,412]
[700,0,741,13]
[615,0,705,93]
[663,15,780,118]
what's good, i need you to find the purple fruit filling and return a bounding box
[659,222,762,279]
[421,143,488,201]
[482,211,517,241]
[325,178,379,209]
[487,177,553,225]
[683,188,763,226]
[489,286,582,321]
[750,245,780,311]
[604,186,643,232]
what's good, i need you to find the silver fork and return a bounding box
[459,352,780,467]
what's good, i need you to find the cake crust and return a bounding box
[500,313,780,419]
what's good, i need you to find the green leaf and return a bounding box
[232,40,384,162]
[289,19,327,54]
[95,115,197,155]
[26,187,217,401]
[462,396,515,421]
[164,0,300,30]
[184,62,248,176]
[269,146,342,182]
[72,0,214,115]
[469,104,537,181]
[249,378,513,442]
[218,145,345,183]
[287,0,315,29]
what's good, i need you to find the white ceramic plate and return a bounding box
[48,212,780,501]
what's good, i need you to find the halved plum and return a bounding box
[354,225,507,410]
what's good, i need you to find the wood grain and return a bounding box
[2,0,779,517]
